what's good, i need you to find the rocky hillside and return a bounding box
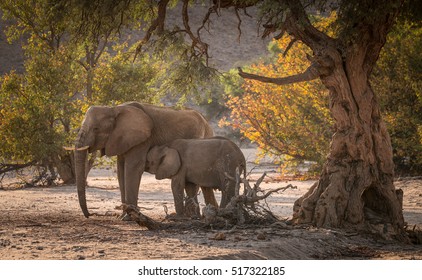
[0,4,270,74]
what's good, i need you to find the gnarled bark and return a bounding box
[292,47,404,236]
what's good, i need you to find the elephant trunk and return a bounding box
[75,130,90,218]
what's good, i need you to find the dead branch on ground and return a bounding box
[122,204,163,230]
[125,168,296,230]
[406,225,422,245]
[204,169,297,227]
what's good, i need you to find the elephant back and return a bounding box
[138,103,213,144]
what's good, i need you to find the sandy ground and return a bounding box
[0,159,421,260]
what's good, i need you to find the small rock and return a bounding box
[77,255,86,260]
[98,249,105,254]
[271,221,289,229]
[36,246,44,250]
[0,239,11,247]
[212,232,226,241]
[256,232,266,240]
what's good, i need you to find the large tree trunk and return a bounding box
[292,48,405,236]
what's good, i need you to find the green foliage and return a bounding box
[93,43,161,105]
[147,31,220,105]
[0,35,82,175]
[221,69,245,98]
[158,57,219,105]
[1,0,68,46]
[0,48,82,165]
[372,21,422,175]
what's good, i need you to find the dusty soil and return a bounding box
[1,165,421,260]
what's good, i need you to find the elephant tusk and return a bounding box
[63,146,89,151]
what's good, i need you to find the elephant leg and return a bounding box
[120,163,144,222]
[220,176,236,209]
[171,177,186,216]
[123,144,149,208]
[185,183,200,218]
[124,161,145,208]
[117,155,125,204]
[201,186,218,208]
[116,155,130,220]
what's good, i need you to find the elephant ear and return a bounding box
[105,106,153,156]
[156,147,181,180]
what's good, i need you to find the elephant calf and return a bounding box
[145,137,246,217]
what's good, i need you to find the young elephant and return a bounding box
[146,137,246,216]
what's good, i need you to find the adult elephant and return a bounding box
[71,102,217,218]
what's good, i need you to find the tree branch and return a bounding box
[238,51,334,85]
[0,161,36,175]
[269,0,336,52]
[134,0,169,58]
[181,0,209,60]
[94,30,111,65]
[247,184,297,203]
[234,7,242,42]
[238,63,319,85]
[283,38,297,57]
[197,6,216,37]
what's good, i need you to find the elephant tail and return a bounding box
[237,159,247,182]
[241,161,247,180]
[194,110,213,138]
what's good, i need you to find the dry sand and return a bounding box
[1,162,421,260]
